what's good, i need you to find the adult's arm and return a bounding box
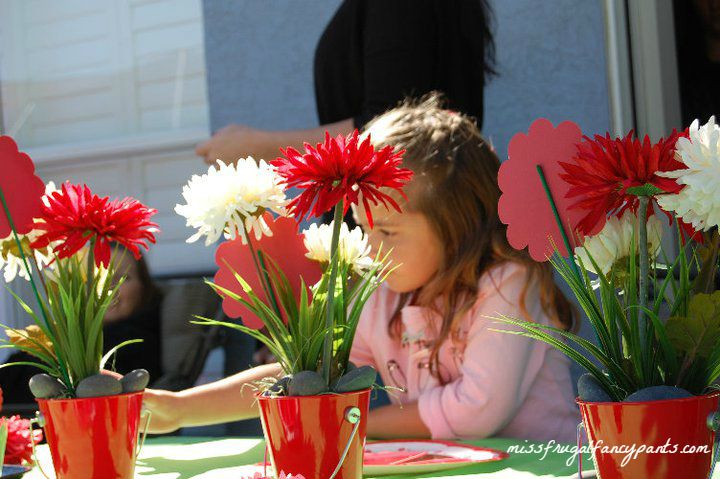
[195,118,353,165]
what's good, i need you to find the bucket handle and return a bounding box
[327,406,362,479]
[28,412,52,479]
[136,408,152,460]
[575,421,600,479]
[576,420,585,479]
[706,411,720,479]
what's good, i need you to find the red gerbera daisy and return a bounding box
[560,130,687,235]
[30,183,158,267]
[271,130,412,227]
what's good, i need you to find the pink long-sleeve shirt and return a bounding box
[350,262,580,443]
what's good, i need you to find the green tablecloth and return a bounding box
[24,436,596,478]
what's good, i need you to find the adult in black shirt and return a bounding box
[195,0,496,169]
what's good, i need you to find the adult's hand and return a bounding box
[195,118,354,166]
[195,124,277,166]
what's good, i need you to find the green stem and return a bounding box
[257,250,282,319]
[637,197,650,371]
[322,202,344,386]
[536,165,582,279]
[86,238,95,301]
[694,229,720,295]
[244,225,281,319]
[0,186,73,388]
[31,253,48,297]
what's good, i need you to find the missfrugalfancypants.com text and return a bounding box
[507,439,712,467]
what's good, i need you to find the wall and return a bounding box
[202,0,341,132]
[484,0,611,158]
[201,0,611,159]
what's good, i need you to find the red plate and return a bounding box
[363,440,508,476]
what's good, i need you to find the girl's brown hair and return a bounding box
[363,94,575,383]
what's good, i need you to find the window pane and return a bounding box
[0,0,209,148]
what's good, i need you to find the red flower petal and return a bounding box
[560,129,687,235]
[30,183,158,267]
[0,136,45,237]
[499,119,588,261]
[214,215,322,329]
[271,131,412,225]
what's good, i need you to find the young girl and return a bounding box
[144,96,580,442]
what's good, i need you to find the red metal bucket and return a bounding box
[578,393,719,479]
[257,389,371,479]
[36,391,144,479]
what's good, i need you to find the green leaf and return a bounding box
[0,360,57,375]
[667,292,720,360]
[192,316,293,373]
[0,343,58,370]
[100,339,143,370]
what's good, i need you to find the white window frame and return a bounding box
[602,0,682,138]
[602,0,682,256]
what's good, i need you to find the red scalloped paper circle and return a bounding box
[214,215,322,329]
[498,119,586,261]
[0,136,45,237]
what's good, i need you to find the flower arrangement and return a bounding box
[0,136,159,399]
[176,130,412,393]
[498,117,720,402]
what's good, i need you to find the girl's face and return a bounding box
[353,203,443,294]
[105,254,143,323]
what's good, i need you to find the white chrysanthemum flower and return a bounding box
[175,158,288,245]
[575,211,663,275]
[0,230,53,282]
[42,181,58,206]
[0,181,62,282]
[657,116,720,231]
[303,221,374,273]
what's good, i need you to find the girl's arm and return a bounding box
[143,362,282,433]
[416,264,546,439]
[367,402,430,439]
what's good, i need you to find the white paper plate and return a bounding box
[363,440,508,476]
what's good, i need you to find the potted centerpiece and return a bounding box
[175,131,411,479]
[496,117,720,478]
[0,135,158,479]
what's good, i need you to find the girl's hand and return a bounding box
[142,388,183,434]
[195,124,276,166]
[367,402,431,439]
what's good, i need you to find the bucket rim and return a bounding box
[256,387,372,402]
[36,390,145,405]
[576,390,720,407]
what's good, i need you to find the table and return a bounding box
[24,436,597,478]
